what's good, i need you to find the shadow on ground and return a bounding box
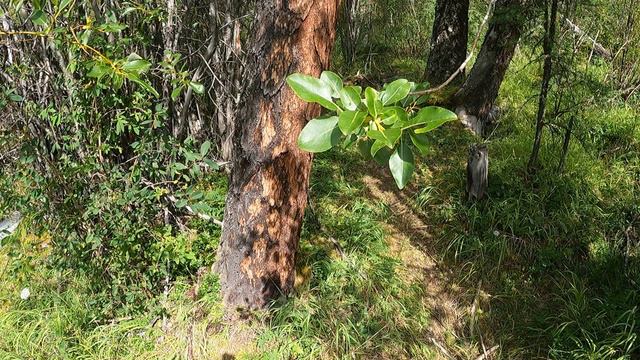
[289,119,639,359]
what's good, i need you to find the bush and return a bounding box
[0,0,225,316]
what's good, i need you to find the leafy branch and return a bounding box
[287,72,457,189]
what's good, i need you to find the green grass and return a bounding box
[0,152,436,359]
[0,269,156,359]
[2,29,640,360]
[401,52,640,358]
[255,153,435,359]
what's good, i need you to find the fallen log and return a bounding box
[564,18,612,60]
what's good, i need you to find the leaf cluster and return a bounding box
[287,72,457,189]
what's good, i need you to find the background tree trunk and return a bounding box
[528,0,559,171]
[215,0,339,312]
[424,0,469,87]
[557,115,575,173]
[340,0,360,66]
[454,0,528,135]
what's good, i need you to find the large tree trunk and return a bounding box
[215,0,339,311]
[454,0,528,135]
[424,0,469,87]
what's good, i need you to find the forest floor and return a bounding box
[362,168,469,352]
[1,52,639,359]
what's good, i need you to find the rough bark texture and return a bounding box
[215,0,339,311]
[340,0,360,66]
[425,0,469,86]
[455,0,528,135]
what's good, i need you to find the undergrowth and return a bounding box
[1,1,639,358]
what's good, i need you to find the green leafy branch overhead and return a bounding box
[287,72,458,189]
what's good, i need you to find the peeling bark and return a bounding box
[215,0,339,311]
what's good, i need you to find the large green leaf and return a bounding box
[365,87,383,118]
[122,53,151,74]
[188,81,205,94]
[298,116,341,153]
[409,131,429,155]
[7,91,23,102]
[87,63,111,79]
[97,22,127,32]
[30,10,48,26]
[412,106,458,133]
[381,79,411,105]
[287,73,337,111]
[338,110,367,135]
[389,139,415,189]
[357,140,373,159]
[112,74,124,89]
[396,106,457,130]
[373,146,392,166]
[200,141,211,156]
[339,86,361,111]
[320,71,343,98]
[381,106,408,126]
[171,86,183,100]
[126,73,160,97]
[370,140,387,157]
[367,127,401,148]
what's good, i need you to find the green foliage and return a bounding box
[287,72,457,189]
[1,0,639,358]
[0,270,158,359]
[0,0,225,317]
[412,48,640,358]
[298,116,342,153]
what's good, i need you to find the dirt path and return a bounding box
[363,171,487,359]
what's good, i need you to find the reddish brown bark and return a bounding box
[215,0,339,311]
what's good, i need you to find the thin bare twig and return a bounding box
[475,345,500,360]
[168,195,224,228]
[430,337,455,360]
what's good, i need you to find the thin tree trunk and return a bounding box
[179,3,220,140]
[557,115,575,173]
[424,0,469,88]
[215,0,339,311]
[454,0,528,135]
[528,0,559,171]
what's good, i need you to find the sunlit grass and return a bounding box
[1,24,639,360]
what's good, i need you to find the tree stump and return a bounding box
[466,144,488,202]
